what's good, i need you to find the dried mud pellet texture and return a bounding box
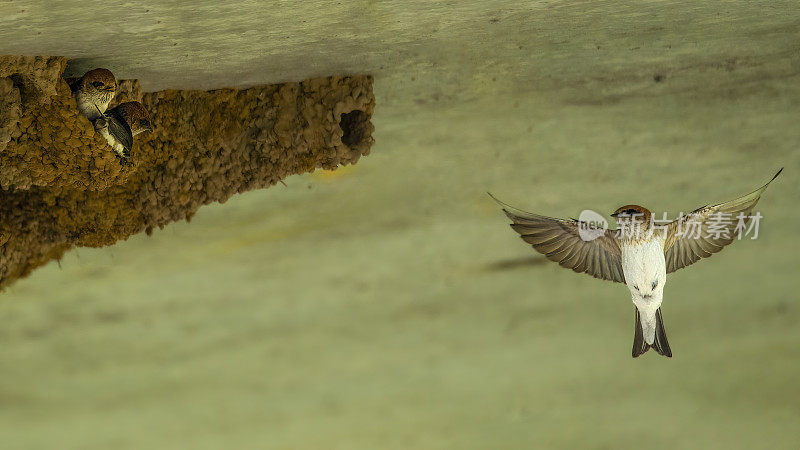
[0,55,375,289]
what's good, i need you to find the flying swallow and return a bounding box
[93,101,153,162]
[69,68,117,122]
[491,169,782,358]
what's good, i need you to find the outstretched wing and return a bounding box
[491,194,625,283]
[663,168,782,273]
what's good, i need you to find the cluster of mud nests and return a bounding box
[0,55,375,288]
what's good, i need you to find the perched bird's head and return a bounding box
[80,68,117,95]
[114,101,154,135]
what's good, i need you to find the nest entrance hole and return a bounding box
[339,110,369,148]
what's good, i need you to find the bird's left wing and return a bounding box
[491,195,625,283]
[663,168,782,273]
[106,113,133,151]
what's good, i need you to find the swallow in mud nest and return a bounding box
[491,169,782,358]
[93,101,153,162]
[69,68,117,121]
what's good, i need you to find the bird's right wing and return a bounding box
[492,195,625,283]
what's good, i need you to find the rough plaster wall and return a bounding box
[0,55,375,288]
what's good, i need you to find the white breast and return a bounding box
[621,237,667,314]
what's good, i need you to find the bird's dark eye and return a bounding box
[625,209,638,215]
[91,81,104,88]
[651,280,658,290]
[139,119,149,127]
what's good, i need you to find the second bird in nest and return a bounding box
[93,101,153,164]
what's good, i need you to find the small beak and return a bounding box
[610,212,619,218]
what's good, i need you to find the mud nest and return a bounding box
[0,55,375,289]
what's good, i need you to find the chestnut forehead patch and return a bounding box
[85,68,115,83]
